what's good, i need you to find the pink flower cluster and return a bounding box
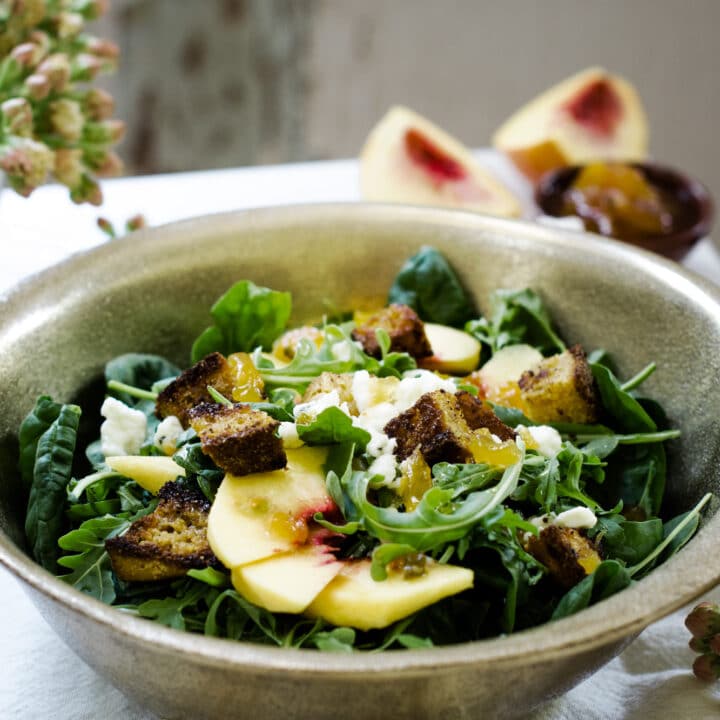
[0,0,123,204]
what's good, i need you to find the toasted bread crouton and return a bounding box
[518,345,599,424]
[156,352,235,427]
[301,372,358,415]
[385,389,476,465]
[106,482,217,582]
[188,402,286,476]
[525,525,602,589]
[455,390,516,442]
[351,304,432,359]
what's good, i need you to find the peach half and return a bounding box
[360,106,521,218]
[492,67,649,182]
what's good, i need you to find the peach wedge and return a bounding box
[492,67,649,182]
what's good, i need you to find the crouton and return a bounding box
[301,372,358,415]
[455,390,516,442]
[351,304,433,359]
[518,345,599,424]
[385,389,475,465]
[106,481,217,582]
[525,525,602,589]
[273,326,324,362]
[156,352,235,426]
[188,402,286,476]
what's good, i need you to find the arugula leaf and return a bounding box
[258,324,416,391]
[324,442,525,552]
[297,407,371,448]
[387,246,476,327]
[191,281,292,363]
[312,627,356,652]
[551,560,633,620]
[57,515,130,603]
[431,462,501,499]
[25,403,81,571]
[370,543,418,581]
[172,441,224,502]
[135,581,219,631]
[465,288,566,356]
[18,396,63,492]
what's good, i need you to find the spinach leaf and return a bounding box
[18,395,63,492]
[105,353,180,406]
[465,289,565,356]
[601,443,666,519]
[591,514,664,565]
[590,363,656,434]
[387,246,476,327]
[297,407,371,448]
[191,280,292,363]
[551,560,632,620]
[57,515,130,603]
[25,403,81,571]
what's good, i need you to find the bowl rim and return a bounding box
[1,202,719,674]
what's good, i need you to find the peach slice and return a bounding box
[360,106,521,217]
[492,67,649,182]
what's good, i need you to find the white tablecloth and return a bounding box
[1,154,719,719]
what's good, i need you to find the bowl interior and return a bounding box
[0,203,719,687]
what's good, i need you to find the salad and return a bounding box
[19,246,710,651]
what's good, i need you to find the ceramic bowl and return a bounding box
[1,204,719,720]
[535,162,715,261]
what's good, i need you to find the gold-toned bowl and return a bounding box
[1,204,719,719]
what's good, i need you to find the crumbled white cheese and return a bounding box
[330,340,353,362]
[153,415,184,455]
[367,453,398,486]
[100,397,147,457]
[293,390,350,423]
[394,369,457,413]
[278,421,304,449]
[529,506,597,532]
[519,424,563,458]
[555,506,598,529]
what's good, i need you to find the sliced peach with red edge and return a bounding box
[492,67,649,183]
[360,106,521,217]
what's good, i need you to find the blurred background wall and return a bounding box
[98,0,720,200]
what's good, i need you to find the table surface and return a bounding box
[1,153,719,719]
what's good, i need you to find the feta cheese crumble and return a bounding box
[529,506,598,531]
[293,390,350,423]
[518,424,563,458]
[153,415,184,455]
[278,421,304,449]
[100,397,147,457]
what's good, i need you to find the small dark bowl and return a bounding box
[536,162,715,261]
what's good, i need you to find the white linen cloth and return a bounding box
[1,154,719,719]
